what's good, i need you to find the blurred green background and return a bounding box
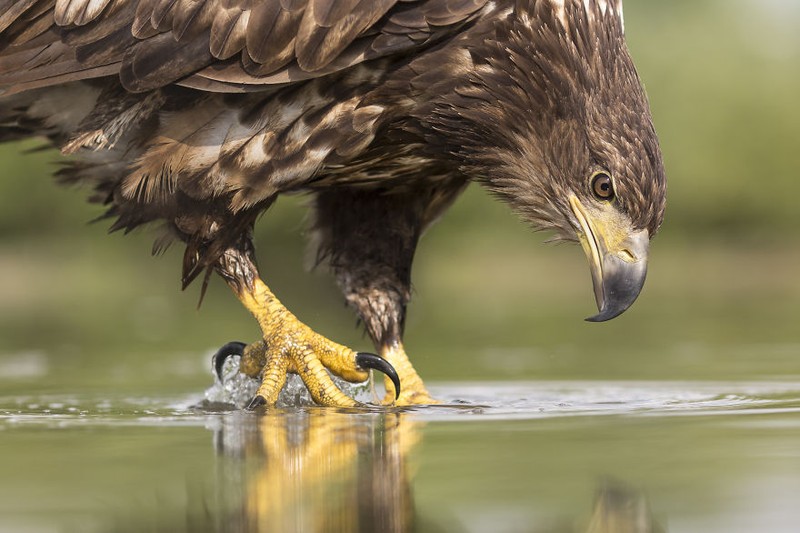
[1,0,799,396]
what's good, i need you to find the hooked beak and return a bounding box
[569,196,650,322]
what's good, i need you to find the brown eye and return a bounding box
[591,172,614,200]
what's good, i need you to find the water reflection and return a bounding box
[209,409,666,533]
[212,410,420,532]
[583,479,664,533]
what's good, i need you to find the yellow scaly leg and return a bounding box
[381,342,438,405]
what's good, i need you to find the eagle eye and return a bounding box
[590,172,615,200]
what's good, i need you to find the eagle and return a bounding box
[0,0,666,407]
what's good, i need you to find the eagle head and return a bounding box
[429,0,666,321]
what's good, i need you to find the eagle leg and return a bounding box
[379,341,435,405]
[312,180,467,405]
[215,244,399,408]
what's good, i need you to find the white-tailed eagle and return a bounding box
[0,0,666,407]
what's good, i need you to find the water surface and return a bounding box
[2,379,799,533]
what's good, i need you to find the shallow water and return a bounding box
[1,239,800,533]
[2,379,799,533]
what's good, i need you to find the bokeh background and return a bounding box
[1,0,799,395]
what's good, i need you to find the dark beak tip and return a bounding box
[585,306,627,323]
[585,257,648,323]
[584,287,641,322]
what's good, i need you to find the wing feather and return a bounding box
[198,37,372,86]
[0,0,42,34]
[310,0,360,28]
[0,36,117,94]
[120,30,213,91]
[54,0,114,26]
[209,0,253,60]
[424,1,486,26]
[150,0,178,31]
[244,0,302,69]
[0,6,55,49]
[63,0,136,46]
[171,0,215,41]
[75,24,137,66]
[295,0,394,71]
[0,0,489,94]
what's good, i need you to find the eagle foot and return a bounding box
[220,270,438,407]
[239,352,400,410]
[213,342,400,400]
[211,319,400,408]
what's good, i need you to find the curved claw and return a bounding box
[212,341,247,381]
[246,395,267,410]
[355,352,401,400]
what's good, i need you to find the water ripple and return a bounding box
[1,380,799,429]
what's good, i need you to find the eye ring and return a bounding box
[590,172,615,200]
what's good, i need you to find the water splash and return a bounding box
[202,354,374,409]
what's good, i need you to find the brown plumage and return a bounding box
[0,0,666,405]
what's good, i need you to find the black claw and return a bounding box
[355,352,401,400]
[246,395,267,410]
[212,341,247,381]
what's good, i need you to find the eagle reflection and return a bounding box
[583,479,665,533]
[212,410,419,532]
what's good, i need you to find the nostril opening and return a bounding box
[618,249,636,263]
